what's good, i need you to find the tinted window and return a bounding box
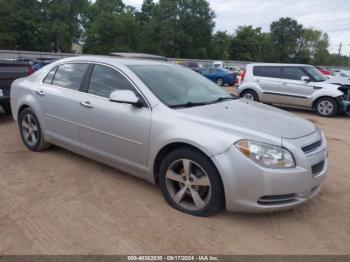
[52,63,89,90]
[88,65,135,98]
[253,66,280,78]
[43,67,57,84]
[280,67,306,80]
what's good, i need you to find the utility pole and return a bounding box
[338,42,343,57]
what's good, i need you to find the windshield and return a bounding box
[129,64,232,108]
[303,66,328,82]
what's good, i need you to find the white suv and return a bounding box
[238,63,350,117]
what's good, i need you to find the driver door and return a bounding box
[77,64,151,173]
[278,67,317,107]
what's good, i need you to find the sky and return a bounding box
[124,0,350,56]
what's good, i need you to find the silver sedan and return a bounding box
[10,56,328,216]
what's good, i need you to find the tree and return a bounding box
[145,0,216,58]
[270,17,303,62]
[83,0,139,54]
[41,0,89,52]
[229,26,276,62]
[210,31,231,60]
[0,0,45,50]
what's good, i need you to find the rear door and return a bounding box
[77,64,152,173]
[39,63,90,150]
[252,66,284,103]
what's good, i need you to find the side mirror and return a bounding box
[109,90,144,107]
[301,76,311,82]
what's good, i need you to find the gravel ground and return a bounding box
[0,104,350,255]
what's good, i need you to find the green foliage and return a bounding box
[229,26,277,62]
[210,31,231,60]
[270,17,303,63]
[83,0,138,54]
[0,0,89,52]
[0,0,348,66]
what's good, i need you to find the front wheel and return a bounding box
[159,148,224,217]
[240,90,258,101]
[19,108,50,151]
[315,98,338,117]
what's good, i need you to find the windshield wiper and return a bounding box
[169,101,209,108]
[207,96,236,104]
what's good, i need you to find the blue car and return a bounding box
[201,68,236,86]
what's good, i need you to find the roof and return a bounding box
[54,55,171,67]
[109,52,168,62]
[248,63,312,67]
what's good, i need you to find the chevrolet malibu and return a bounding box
[10,56,328,216]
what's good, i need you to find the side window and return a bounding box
[253,66,280,78]
[52,63,89,91]
[280,67,306,81]
[88,64,136,98]
[43,67,57,84]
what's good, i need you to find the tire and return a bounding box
[315,97,339,117]
[240,90,259,101]
[2,103,11,114]
[159,148,224,217]
[18,108,50,151]
[216,78,224,86]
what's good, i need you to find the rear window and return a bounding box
[253,66,280,78]
[43,66,57,84]
[52,63,89,91]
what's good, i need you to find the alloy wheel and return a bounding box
[165,159,211,211]
[21,114,39,147]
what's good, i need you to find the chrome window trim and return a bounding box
[40,60,152,110]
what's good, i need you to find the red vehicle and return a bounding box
[315,66,332,76]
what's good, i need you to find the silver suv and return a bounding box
[238,63,350,117]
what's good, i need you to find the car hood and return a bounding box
[325,76,350,86]
[177,99,316,140]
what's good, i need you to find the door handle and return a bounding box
[36,90,45,96]
[281,82,288,85]
[80,101,94,109]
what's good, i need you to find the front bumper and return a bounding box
[211,134,327,213]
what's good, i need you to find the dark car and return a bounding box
[31,58,57,72]
[178,61,202,73]
[0,60,32,114]
[201,67,236,86]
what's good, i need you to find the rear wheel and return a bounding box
[159,148,224,217]
[240,90,258,101]
[19,108,50,151]
[315,98,338,117]
[2,103,11,114]
[216,78,224,86]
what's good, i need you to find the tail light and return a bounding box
[28,66,33,75]
[241,69,247,82]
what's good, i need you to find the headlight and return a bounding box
[235,140,295,168]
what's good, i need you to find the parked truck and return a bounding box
[0,60,32,114]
